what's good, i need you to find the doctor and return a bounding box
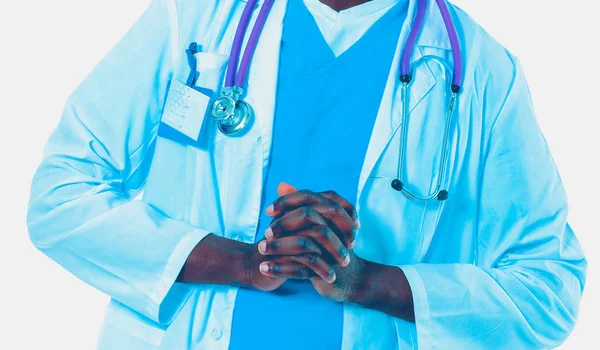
[27,0,586,349]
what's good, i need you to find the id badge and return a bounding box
[161,80,210,142]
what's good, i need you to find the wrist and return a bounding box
[231,241,259,288]
[349,261,415,322]
[349,258,377,304]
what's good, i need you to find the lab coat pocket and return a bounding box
[357,118,449,265]
[161,51,230,147]
[358,175,444,266]
[192,52,230,145]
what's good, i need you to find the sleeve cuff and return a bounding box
[146,228,212,325]
[399,265,432,348]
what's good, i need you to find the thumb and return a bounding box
[277,182,298,196]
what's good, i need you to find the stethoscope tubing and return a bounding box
[225,0,275,89]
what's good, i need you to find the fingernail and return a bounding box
[343,255,351,267]
[266,204,275,216]
[341,249,350,266]
[349,240,356,249]
[265,227,273,239]
[258,241,267,254]
[260,263,269,273]
[329,270,337,283]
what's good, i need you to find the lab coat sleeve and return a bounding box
[26,0,211,325]
[400,61,587,348]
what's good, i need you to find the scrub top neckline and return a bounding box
[303,0,403,25]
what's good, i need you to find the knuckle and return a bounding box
[299,237,318,252]
[270,240,279,251]
[300,207,312,219]
[305,254,320,264]
[298,189,315,199]
[331,203,344,215]
[294,265,308,277]
[273,197,284,210]
[272,219,283,233]
[317,225,330,238]
[297,237,310,249]
[322,190,338,197]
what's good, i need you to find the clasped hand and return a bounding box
[248,183,366,303]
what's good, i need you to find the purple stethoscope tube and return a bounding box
[401,0,463,91]
[227,0,463,94]
[210,0,274,135]
[213,0,463,142]
[225,0,275,89]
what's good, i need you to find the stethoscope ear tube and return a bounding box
[392,0,462,202]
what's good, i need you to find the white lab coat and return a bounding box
[27,0,586,348]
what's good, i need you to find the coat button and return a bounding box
[211,327,223,341]
[256,136,262,145]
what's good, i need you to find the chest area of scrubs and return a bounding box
[229,1,405,349]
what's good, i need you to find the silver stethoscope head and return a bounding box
[216,99,254,135]
[211,86,254,135]
[211,96,236,121]
[208,0,274,136]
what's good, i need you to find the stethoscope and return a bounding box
[209,0,463,202]
[392,0,463,201]
[210,0,275,134]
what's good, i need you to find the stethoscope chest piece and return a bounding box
[216,99,254,135]
[211,86,254,135]
[208,0,275,136]
[211,95,236,121]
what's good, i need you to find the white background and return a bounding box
[1,0,598,349]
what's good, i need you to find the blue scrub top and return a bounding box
[229,1,405,349]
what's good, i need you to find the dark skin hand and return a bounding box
[177,184,359,291]
[258,183,416,322]
[177,181,414,322]
[177,233,291,292]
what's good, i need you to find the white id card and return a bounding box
[161,80,211,141]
